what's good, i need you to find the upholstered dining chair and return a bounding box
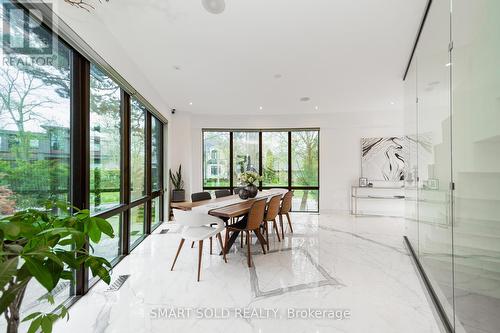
[191,191,212,202]
[215,189,232,198]
[278,191,293,239]
[223,199,267,267]
[262,195,282,251]
[170,209,225,281]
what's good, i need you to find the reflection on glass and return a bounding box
[90,214,121,265]
[452,1,500,332]
[292,190,318,212]
[151,196,161,227]
[130,204,145,246]
[291,131,319,186]
[90,65,121,213]
[130,99,146,200]
[0,2,72,327]
[151,117,162,191]
[262,132,288,186]
[233,132,259,185]
[203,131,230,187]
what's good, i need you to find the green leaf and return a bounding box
[24,258,55,291]
[58,238,74,246]
[41,315,54,333]
[46,260,63,288]
[22,312,42,322]
[0,279,29,314]
[1,222,21,238]
[27,316,42,333]
[87,219,101,243]
[0,257,18,290]
[94,217,114,238]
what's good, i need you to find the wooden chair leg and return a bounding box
[265,222,270,251]
[197,240,203,282]
[254,229,266,254]
[240,232,244,248]
[171,238,185,271]
[286,213,293,233]
[273,219,281,242]
[223,230,229,263]
[191,241,195,248]
[246,231,252,267]
[279,214,285,239]
[216,233,224,253]
[210,237,213,255]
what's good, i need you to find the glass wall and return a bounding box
[404,1,500,332]
[202,129,320,212]
[130,99,146,201]
[129,204,145,247]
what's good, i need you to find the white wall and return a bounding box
[169,110,404,213]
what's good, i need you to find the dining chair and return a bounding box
[191,191,212,202]
[215,189,232,198]
[223,198,267,267]
[262,195,282,251]
[278,191,293,239]
[170,209,225,281]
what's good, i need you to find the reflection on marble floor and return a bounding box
[54,212,443,333]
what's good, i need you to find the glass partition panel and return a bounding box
[262,132,288,186]
[203,131,230,187]
[233,132,259,185]
[89,65,121,213]
[452,1,500,331]
[130,99,146,201]
[291,131,319,187]
[151,117,161,191]
[130,204,145,246]
[416,0,454,325]
[151,196,161,228]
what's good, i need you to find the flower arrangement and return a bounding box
[238,171,262,185]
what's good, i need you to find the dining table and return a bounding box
[170,189,287,254]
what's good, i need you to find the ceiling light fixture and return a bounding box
[189,102,193,106]
[314,106,319,110]
[445,62,452,67]
[390,102,395,105]
[202,0,226,14]
[259,106,263,110]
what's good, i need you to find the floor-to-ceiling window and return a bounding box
[202,129,320,212]
[0,1,166,327]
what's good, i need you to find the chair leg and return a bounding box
[265,222,270,251]
[191,241,195,248]
[171,238,185,271]
[286,213,293,233]
[197,240,203,282]
[223,230,229,263]
[246,231,252,267]
[254,230,266,254]
[273,219,281,242]
[279,214,285,239]
[210,237,213,255]
[216,233,224,253]
[241,232,244,248]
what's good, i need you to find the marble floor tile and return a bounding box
[53,212,443,333]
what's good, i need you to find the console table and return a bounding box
[350,186,405,217]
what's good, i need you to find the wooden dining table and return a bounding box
[170,190,285,254]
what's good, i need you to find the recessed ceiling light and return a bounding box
[314,106,319,110]
[300,97,311,102]
[202,0,226,14]
[259,106,263,110]
[189,102,193,105]
[390,102,395,105]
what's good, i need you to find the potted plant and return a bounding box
[0,201,115,333]
[169,165,185,202]
[238,171,262,199]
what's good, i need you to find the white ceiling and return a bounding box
[58,0,427,115]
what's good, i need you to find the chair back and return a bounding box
[215,189,232,198]
[246,199,267,230]
[280,191,293,214]
[265,195,282,221]
[173,209,223,228]
[191,191,212,202]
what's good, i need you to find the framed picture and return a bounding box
[359,177,368,187]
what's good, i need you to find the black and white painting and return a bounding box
[361,137,408,181]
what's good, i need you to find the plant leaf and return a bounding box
[93,217,114,238]
[0,279,29,314]
[27,316,42,333]
[22,312,42,322]
[0,257,18,290]
[24,258,55,291]
[41,315,53,333]
[87,218,101,243]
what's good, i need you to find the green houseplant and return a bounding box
[0,201,115,333]
[238,171,262,198]
[169,165,185,202]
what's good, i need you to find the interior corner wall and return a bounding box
[169,110,404,213]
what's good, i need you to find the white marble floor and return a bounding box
[54,212,443,333]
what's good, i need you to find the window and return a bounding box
[130,204,145,247]
[89,65,122,214]
[202,129,319,212]
[130,99,146,201]
[262,131,288,186]
[90,214,121,265]
[151,196,161,228]
[233,132,259,185]
[151,117,162,191]
[203,131,230,187]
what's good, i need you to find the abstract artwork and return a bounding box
[361,137,408,181]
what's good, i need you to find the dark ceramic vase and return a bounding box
[245,184,258,198]
[238,188,249,200]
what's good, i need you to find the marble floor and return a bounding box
[54,212,443,333]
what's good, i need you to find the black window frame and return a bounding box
[202,128,320,212]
